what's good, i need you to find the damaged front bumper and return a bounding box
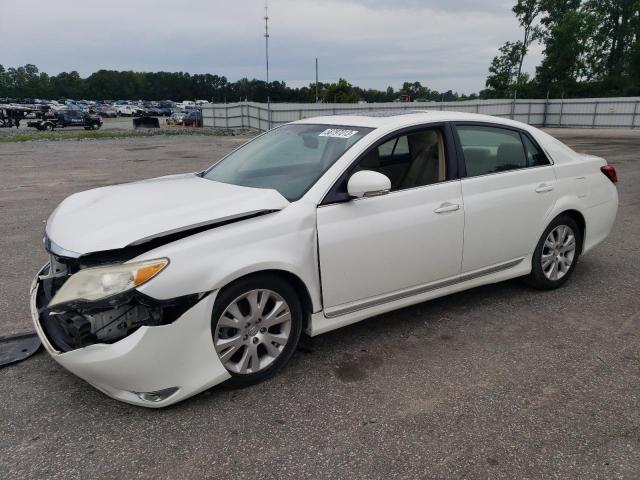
[30,264,230,408]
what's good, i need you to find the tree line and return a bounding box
[1,1,638,103]
[485,0,640,98]
[0,65,464,103]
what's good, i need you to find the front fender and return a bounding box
[134,201,322,311]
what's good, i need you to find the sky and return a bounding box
[0,0,543,94]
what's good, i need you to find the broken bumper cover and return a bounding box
[30,265,230,408]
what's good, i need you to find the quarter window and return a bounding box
[457,125,547,177]
[522,134,549,167]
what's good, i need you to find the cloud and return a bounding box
[0,0,539,94]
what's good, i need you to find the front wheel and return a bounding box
[212,274,303,387]
[525,214,582,290]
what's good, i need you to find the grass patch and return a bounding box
[0,128,227,143]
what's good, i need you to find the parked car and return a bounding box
[93,105,118,118]
[181,110,202,127]
[145,106,163,116]
[27,109,102,130]
[114,105,136,116]
[159,100,175,110]
[30,111,618,407]
[166,111,186,125]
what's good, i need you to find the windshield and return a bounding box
[203,124,371,201]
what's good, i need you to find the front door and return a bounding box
[317,125,465,312]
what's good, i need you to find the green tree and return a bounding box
[535,0,587,95]
[513,0,542,87]
[399,81,431,100]
[583,0,639,78]
[323,78,360,103]
[486,41,526,96]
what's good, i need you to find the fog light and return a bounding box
[135,387,179,403]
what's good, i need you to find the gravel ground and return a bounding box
[0,129,638,479]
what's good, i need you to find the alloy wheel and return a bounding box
[213,289,292,375]
[541,225,576,281]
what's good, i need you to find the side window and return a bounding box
[356,128,446,191]
[457,125,528,177]
[522,134,549,167]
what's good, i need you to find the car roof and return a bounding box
[293,110,533,132]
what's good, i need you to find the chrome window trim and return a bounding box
[458,163,555,182]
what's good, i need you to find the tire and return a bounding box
[45,123,54,131]
[525,214,582,290]
[211,274,303,387]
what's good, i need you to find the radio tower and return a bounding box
[264,0,270,87]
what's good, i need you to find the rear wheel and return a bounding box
[212,274,303,387]
[525,214,581,290]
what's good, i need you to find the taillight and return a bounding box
[601,165,618,185]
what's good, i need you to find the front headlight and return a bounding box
[49,258,169,307]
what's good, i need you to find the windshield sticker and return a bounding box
[318,128,359,139]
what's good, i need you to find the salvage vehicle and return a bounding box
[0,105,31,128]
[30,111,618,407]
[27,109,102,130]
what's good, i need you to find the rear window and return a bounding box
[457,125,548,177]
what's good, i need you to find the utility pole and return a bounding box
[315,58,319,103]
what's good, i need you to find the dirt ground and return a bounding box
[0,129,638,479]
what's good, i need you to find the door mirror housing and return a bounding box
[347,170,391,199]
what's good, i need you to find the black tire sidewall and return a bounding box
[528,215,582,290]
[211,274,303,387]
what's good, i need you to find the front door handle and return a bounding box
[535,184,554,194]
[434,202,461,214]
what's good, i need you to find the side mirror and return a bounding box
[347,170,391,199]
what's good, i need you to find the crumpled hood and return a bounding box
[45,173,289,256]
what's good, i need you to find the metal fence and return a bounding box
[202,97,640,131]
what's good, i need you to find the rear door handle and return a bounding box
[535,184,554,194]
[434,202,461,214]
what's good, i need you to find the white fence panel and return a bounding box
[202,97,640,131]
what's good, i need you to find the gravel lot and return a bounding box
[0,129,638,479]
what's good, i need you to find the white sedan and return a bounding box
[30,111,618,407]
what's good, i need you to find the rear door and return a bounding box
[454,123,557,273]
